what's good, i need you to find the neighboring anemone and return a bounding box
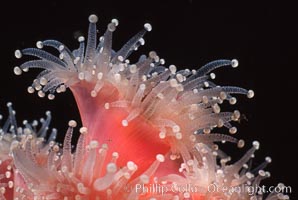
[0,102,57,199]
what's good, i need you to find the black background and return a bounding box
[0,0,296,198]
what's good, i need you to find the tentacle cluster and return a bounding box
[0,103,57,199]
[14,15,255,157]
[153,142,289,199]
[0,105,166,200]
[12,120,169,200]
[0,107,290,200]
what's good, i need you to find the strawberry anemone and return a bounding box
[14,14,251,174]
[6,14,289,199]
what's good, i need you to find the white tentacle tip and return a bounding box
[68,120,77,128]
[106,163,117,173]
[231,59,239,68]
[14,49,22,59]
[237,139,245,148]
[265,156,272,163]
[122,119,128,127]
[48,94,55,100]
[111,18,119,26]
[144,23,152,31]
[88,14,98,23]
[247,90,255,98]
[156,154,165,162]
[79,127,88,134]
[36,41,43,49]
[78,36,85,42]
[104,103,110,109]
[13,66,22,75]
[253,140,260,150]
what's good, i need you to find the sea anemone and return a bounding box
[0,14,288,199]
[0,103,56,199]
[13,14,253,174]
